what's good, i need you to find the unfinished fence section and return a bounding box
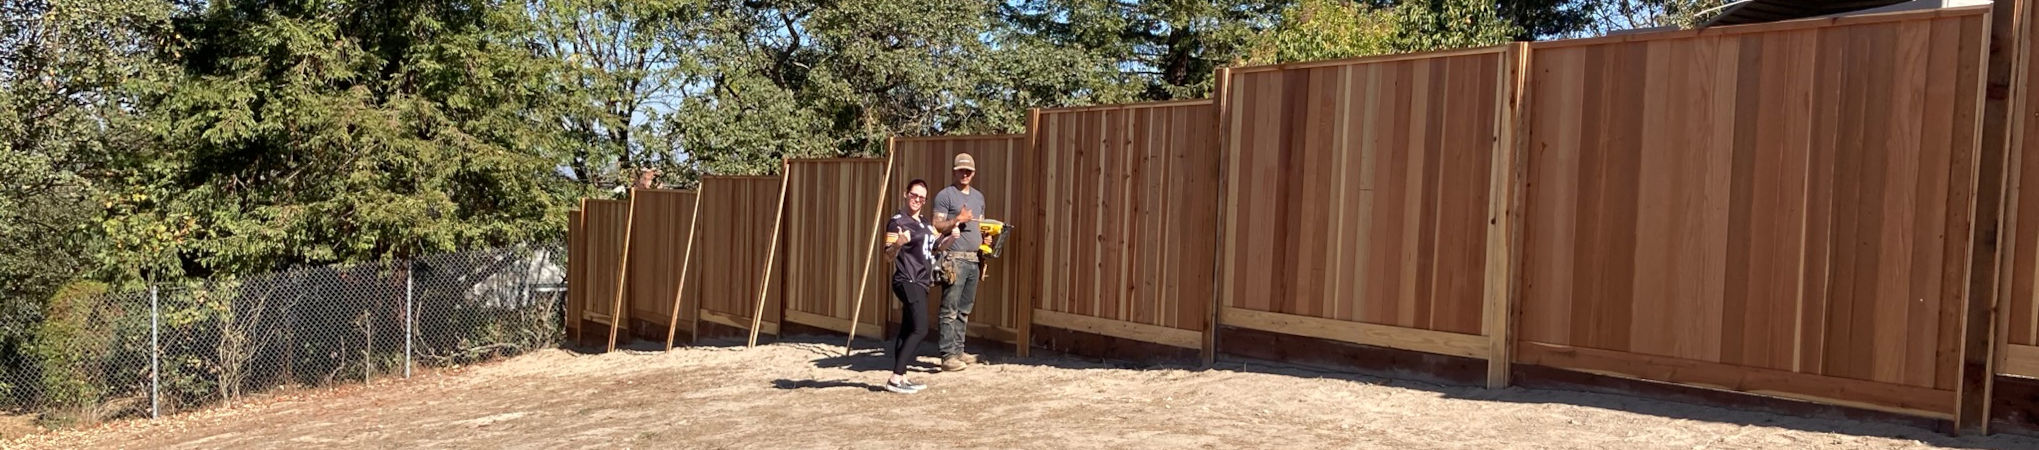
[777,158,892,340]
[2001,0,2039,383]
[625,189,699,345]
[890,135,1034,348]
[1216,46,1523,378]
[567,198,633,347]
[691,176,786,339]
[1516,8,1989,419]
[1031,100,1222,357]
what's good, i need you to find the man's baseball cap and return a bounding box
[954,153,977,172]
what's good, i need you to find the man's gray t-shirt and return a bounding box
[932,185,988,253]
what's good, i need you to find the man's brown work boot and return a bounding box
[958,353,980,364]
[940,355,969,372]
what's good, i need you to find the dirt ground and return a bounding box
[9,336,2039,450]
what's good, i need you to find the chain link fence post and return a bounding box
[405,260,414,379]
[149,283,160,420]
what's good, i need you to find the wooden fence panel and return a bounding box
[891,135,1031,343]
[1034,100,1221,350]
[693,176,785,336]
[1218,47,1513,358]
[779,159,891,339]
[626,189,698,340]
[1517,9,1988,418]
[580,199,633,337]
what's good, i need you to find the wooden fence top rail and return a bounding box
[1226,45,1510,74]
[785,157,886,164]
[631,188,698,195]
[699,175,780,181]
[1036,99,1216,114]
[1531,5,1989,50]
[893,134,1026,142]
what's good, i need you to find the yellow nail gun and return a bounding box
[978,219,1012,258]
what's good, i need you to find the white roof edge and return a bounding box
[1808,0,1992,20]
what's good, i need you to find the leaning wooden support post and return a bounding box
[607,190,640,352]
[845,143,899,355]
[748,161,794,348]
[1482,43,1531,389]
[665,191,704,350]
[1202,71,1232,369]
[1958,0,2028,434]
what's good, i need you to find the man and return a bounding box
[931,152,986,372]
[610,167,660,195]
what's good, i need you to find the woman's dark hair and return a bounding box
[907,178,928,192]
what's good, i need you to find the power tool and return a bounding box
[978,219,1011,258]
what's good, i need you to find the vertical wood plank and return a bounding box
[1524,47,1582,346]
[1487,45,1529,387]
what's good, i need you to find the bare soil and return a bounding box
[8,336,2039,449]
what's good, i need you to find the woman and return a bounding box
[880,179,937,394]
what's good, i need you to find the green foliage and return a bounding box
[1243,0,1517,65]
[673,0,1044,176]
[2,0,176,398]
[1577,0,1725,35]
[1498,0,1595,39]
[107,0,574,278]
[29,281,111,410]
[1001,0,1289,100]
[1243,0,1397,65]
[0,0,1605,417]
[1388,0,1520,52]
[523,0,709,187]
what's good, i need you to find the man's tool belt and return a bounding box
[937,251,978,285]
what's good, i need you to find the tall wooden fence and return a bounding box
[890,135,1034,348]
[1217,46,1523,379]
[558,4,2039,431]
[778,158,892,340]
[567,199,632,347]
[626,189,698,345]
[1517,10,1987,419]
[690,176,786,338]
[1031,101,1222,357]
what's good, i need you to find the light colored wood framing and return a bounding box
[749,161,794,347]
[1222,307,1488,359]
[1032,309,1203,349]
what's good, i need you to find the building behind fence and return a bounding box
[0,243,565,423]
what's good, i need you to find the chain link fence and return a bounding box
[0,243,566,426]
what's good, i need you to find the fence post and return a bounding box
[405,261,415,379]
[1956,0,2027,434]
[1203,69,1231,369]
[149,284,160,419]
